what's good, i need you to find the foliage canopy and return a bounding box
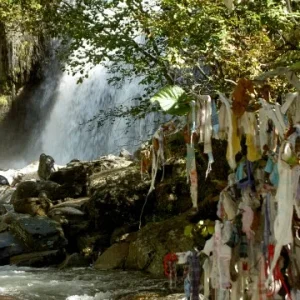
[2,0,300,120]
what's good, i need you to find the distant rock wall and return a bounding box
[0,21,46,121]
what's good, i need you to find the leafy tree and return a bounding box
[46,0,300,122]
[3,0,300,120]
[0,0,59,32]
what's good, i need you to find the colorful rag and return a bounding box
[186,144,198,209]
[187,252,201,300]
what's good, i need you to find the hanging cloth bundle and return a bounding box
[267,140,300,285]
[163,253,178,289]
[200,95,214,178]
[186,144,198,209]
[185,100,199,209]
[212,99,220,139]
[259,98,287,139]
[187,251,201,300]
[240,112,261,162]
[139,127,165,229]
[218,92,240,170]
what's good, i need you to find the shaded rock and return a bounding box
[0,187,15,204]
[10,180,83,204]
[76,233,110,258]
[48,207,84,217]
[0,231,25,264]
[50,165,87,185]
[0,204,7,215]
[13,196,52,216]
[110,225,139,244]
[125,213,194,277]
[84,165,151,232]
[59,253,90,269]
[9,214,67,251]
[10,181,59,203]
[119,149,133,160]
[38,153,55,180]
[94,242,129,270]
[0,219,8,232]
[87,156,134,196]
[50,197,89,210]
[10,250,65,267]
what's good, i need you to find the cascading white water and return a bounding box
[0,60,161,168]
[40,64,156,165]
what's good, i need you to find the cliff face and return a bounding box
[0,22,46,120]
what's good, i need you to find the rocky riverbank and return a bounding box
[0,140,221,280]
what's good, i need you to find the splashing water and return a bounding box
[0,266,166,300]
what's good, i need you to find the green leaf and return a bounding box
[290,62,300,72]
[150,85,191,115]
[184,225,194,238]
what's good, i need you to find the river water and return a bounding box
[0,266,167,300]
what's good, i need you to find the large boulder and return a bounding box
[38,153,55,180]
[59,252,90,269]
[86,155,133,195]
[125,213,195,277]
[0,231,25,264]
[13,196,52,216]
[10,180,83,204]
[9,214,67,251]
[0,175,9,186]
[10,250,65,267]
[84,165,151,233]
[0,187,15,204]
[94,242,129,270]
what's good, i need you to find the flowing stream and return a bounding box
[0,266,167,300]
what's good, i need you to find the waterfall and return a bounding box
[0,57,160,168]
[40,65,155,164]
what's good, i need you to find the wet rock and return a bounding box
[10,250,65,267]
[38,153,55,180]
[125,213,194,277]
[94,242,129,270]
[59,253,90,269]
[9,214,67,251]
[0,175,9,186]
[0,231,25,264]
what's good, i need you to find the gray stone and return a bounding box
[13,196,52,216]
[38,153,55,180]
[125,213,194,277]
[9,214,67,251]
[94,243,129,270]
[84,165,150,232]
[10,250,65,267]
[0,231,25,264]
[59,253,90,269]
